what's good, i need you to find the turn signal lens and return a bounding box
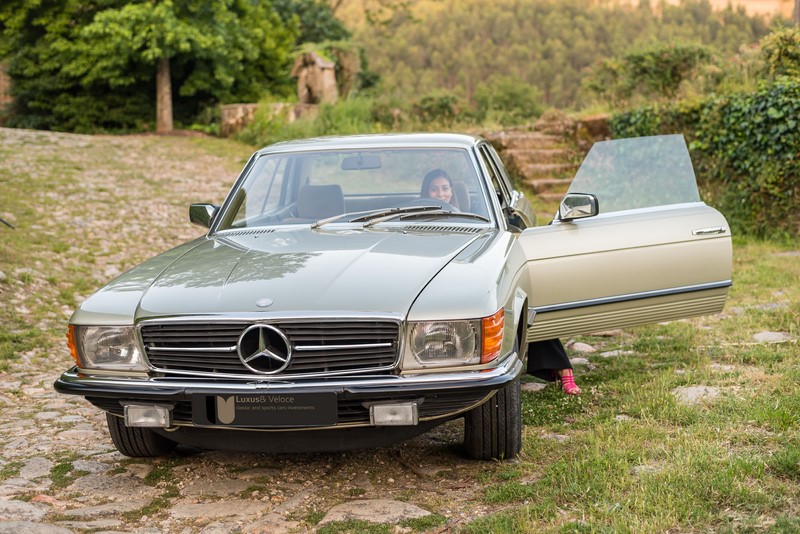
[66,325,80,366]
[481,308,504,364]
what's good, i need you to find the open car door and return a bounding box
[518,135,732,342]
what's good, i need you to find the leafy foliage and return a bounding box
[760,26,800,79]
[0,0,297,132]
[588,42,712,101]
[610,77,800,238]
[272,0,351,44]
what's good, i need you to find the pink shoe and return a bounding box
[559,372,581,395]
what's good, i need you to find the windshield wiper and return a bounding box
[398,210,490,223]
[311,206,443,229]
[363,209,490,227]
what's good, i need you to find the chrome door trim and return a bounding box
[530,280,732,315]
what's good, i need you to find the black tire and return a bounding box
[463,377,522,460]
[105,413,177,457]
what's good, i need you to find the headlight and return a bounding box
[406,320,480,369]
[403,309,505,370]
[68,325,147,372]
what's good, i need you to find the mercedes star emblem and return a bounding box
[236,324,292,374]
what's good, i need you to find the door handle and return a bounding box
[692,227,727,236]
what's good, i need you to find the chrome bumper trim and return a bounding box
[59,354,522,392]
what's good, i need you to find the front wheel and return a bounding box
[106,413,177,458]
[463,377,522,460]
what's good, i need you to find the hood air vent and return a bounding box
[406,225,482,234]
[223,228,277,237]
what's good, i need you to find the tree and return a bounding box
[61,0,296,133]
[272,0,351,44]
[0,0,297,132]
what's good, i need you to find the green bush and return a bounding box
[410,92,463,126]
[475,76,543,125]
[760,27,800,79]
[611,77,800,238]
[238,96,385,146]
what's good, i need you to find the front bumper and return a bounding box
[54,353,523,430]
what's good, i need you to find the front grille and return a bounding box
[140,320,399,377]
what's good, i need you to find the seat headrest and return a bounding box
[296,184,345,219]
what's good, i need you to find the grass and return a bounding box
[470,235,800,532]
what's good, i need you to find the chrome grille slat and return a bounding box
[141,320,399,377]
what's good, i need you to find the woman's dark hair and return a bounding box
[420,168,453,198]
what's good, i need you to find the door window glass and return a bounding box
[568,134,701,214]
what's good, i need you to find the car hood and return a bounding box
[76,228,485,323]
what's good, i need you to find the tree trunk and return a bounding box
[795,0,800,27]
[156,57,173,133]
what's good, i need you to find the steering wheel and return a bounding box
[401,198,461,212]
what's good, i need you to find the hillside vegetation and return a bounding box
[350,0,773,109]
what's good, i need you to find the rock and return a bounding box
[66,474,158,501]
[34,412,61,421]
[0,522,72,534]
[19,458,53,480]
[123,463,153,479]
[708,363,736,373]
[751,303,787,311]
[169,501,266,520]
[352,472,374,491]
[0,500,46,522]
[242,512,301,533]
[599,350,635,358]
[521,382,547,393]
[71,460,111,475]
[672,386,719,406]
[56,519,124,530]
[753,331,795,343]
[61,500,150,518]
[569,357,590,366]
[182,479,252,497]
[615,415,633,422]
[0,271,5,282]
[320,499,431,525]
[567,341,596,353]
[541,432,570,443]
[238,468,280,481]
[56,429,106,443]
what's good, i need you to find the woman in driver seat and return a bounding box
[421,168,458,208]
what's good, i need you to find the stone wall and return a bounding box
[219,103,320,137]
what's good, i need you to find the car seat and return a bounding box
[295,184,345,220]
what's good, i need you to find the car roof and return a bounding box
[256,133,485,155]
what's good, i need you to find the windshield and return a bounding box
[568,134,701,214]
[215,147,492,230]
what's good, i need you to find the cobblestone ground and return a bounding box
[0,129,499,533]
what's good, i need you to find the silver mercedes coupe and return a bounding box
[55,133,732,460]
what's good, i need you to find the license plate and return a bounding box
[190,392,337,427]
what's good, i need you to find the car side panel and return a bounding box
[518,204,732,341]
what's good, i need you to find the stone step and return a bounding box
[483,130,566,150]
[522,162,579,178]
[503,147,575,166]
[526,177,573,194]
[538,191,566,203]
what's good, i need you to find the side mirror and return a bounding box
[559,193,598,222]
[190,204,219,228]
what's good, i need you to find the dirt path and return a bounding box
[0,128,504,533]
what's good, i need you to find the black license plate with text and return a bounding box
[190,391,337,427]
